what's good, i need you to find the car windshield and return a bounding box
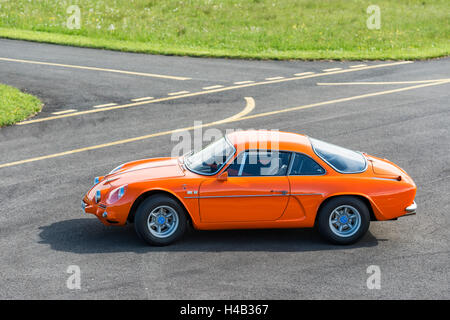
[310,138,367,173]
[185,137,235,175]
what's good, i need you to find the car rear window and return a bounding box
[310,138,367,173]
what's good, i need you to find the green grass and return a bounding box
[0,84,42,127]
[0,0,448,60]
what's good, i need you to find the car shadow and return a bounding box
[38,218,379,254]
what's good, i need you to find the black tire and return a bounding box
[134,195,187,246]
[317,196,370,245]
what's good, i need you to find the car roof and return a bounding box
[226,130,313,154]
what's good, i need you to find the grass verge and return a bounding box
[0,84,42,127]
[0,0,448,60]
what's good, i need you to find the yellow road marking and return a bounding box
[203,85,224,90]
[168,90,190,96]
[317,79,450,86]
[294,72,315,76]
[93,103,117,108]
[234,80,254,84]
[0,97,255,169]
[0,57,191,80]
[323,68,342,72]
[51,109,77,115]
[131,97,154,102]
[265,76,285,80]
[2,80,449,169]
[235,80,450,122]
[350,64,367,68]
[215,97,255,124]
[16,61,413,125]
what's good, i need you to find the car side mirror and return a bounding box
[217,171,228,181]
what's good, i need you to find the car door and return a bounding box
[199,150,291,223]
[285,153,327,220]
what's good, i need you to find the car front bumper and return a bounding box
[406,201,417,213]
[402,201,417,217]
[81,196,127,225]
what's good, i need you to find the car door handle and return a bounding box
[270,190,288,195]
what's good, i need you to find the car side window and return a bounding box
[227,150,291,177]
[289,153,325,175]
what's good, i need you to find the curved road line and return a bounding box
[0,97,255,169]
[1,79,449,169]
[236,80,450,122]
[16,61,412,125]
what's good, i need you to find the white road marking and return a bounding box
[234,80,254,84]
[0,97,255,169]
[350,64,368,68]
[317,79,450,86]
[168,90,190,96]
[323,68,342,72]
[51,109,77,115]
[131,97,154,102]
[16,61,414,125]
[202,85,224,90]
[3,80,448,169]
[4,79,450,169]
[0,57,191,80]
[294,72,315,76]
[93,103,117,108]
[265,76,285,80]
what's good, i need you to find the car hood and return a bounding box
[106,157,185,182]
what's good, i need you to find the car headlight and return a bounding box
[107,185,127,204]
[95,190,101,203]
[93,176,105,186]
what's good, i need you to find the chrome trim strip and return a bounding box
[184,193,323,199]
[238,152,247,176]
[371,177,400,181]
[287,151,295,174]
[185,194,288,199]
[290,193,324,196]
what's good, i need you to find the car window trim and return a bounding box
[224,149,293,177]
[287,152,327,176]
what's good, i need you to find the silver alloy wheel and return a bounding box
[147,205,179,238]
[328,205,361,238]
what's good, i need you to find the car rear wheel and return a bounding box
[317,196,370,245]
[134,195,187,246]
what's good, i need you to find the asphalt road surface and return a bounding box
[0,39,449,299]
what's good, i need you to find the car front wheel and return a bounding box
[317,196,370,245]
[134,195,187,246]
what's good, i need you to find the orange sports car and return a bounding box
[82,130,417,246]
